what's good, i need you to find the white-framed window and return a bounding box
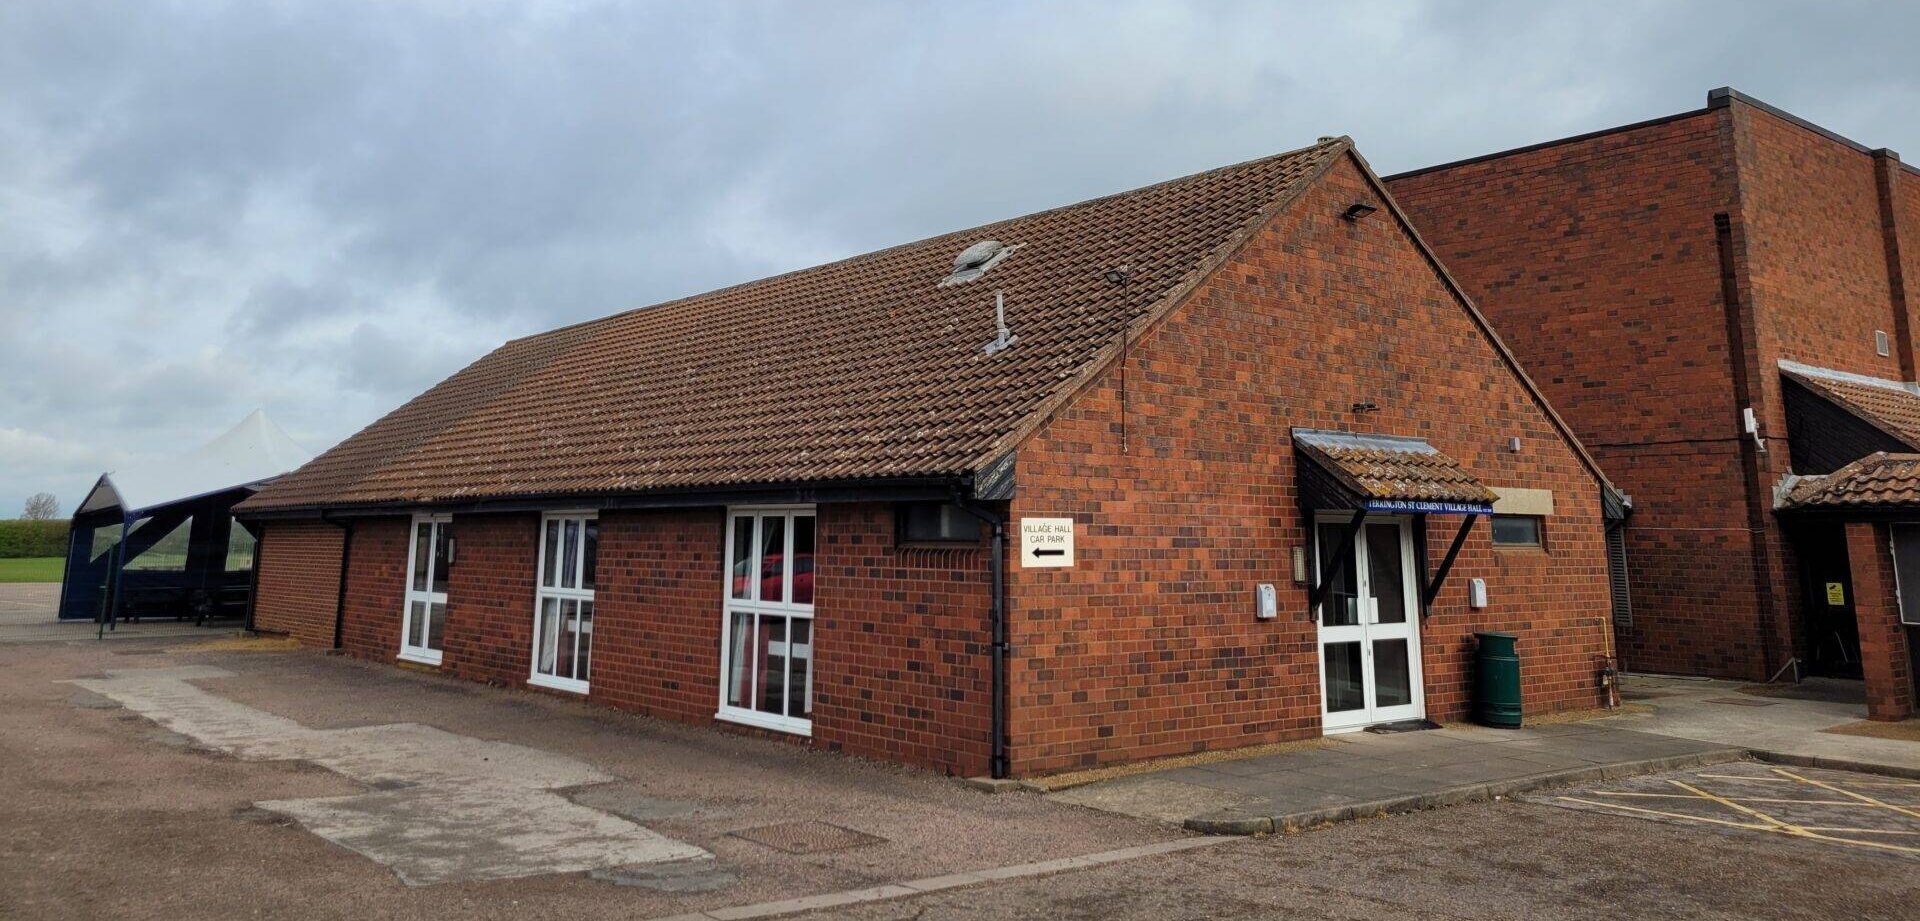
[400,514,452,665]
[718,506,816,735]
[530,512,597,693]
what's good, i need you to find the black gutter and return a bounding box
[236,476,960,523]
[242,521,263,633]
[322,514,355,650]
[953,489,1011,781]
[1715,212,1782,680]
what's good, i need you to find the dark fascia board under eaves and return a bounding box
[234,475,976,522]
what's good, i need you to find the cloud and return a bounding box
[0,0,1915,515]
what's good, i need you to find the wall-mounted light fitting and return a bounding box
[1508,436,1522,453]
[1351,401,1378,414]
[1291,546,1308,584]
[1342,202,1378,222]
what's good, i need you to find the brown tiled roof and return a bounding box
[1780,452,1920,509]
[240,139,1348,512]
[1292,430,1499,507]
[1781,366,1920,449]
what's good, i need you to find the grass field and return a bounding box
[0,557,64,583]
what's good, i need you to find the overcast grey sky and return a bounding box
[2,1,1916,517]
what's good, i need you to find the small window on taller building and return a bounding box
[1490,514,1544,548]
[898,503,982,544]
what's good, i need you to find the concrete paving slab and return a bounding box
[69,666,710,885]
[1600,674,1920,776]
[1047,720,1742,834]
[1048,776,1260,824]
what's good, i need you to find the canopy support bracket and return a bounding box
[1423,513,1478,610]
[1306,509,1368,620]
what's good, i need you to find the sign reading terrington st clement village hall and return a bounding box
[1019,518,1074,568]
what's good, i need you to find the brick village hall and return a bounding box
[237,136,1628,779]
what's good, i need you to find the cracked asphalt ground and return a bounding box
[3,629,1916,920]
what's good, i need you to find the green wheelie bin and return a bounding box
[1473,631,1522,728]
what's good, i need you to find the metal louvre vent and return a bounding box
[1606,525,1632,630]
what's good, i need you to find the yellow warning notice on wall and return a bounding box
[1825,582,1846,606]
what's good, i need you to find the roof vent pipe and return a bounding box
[984,291,1018,355]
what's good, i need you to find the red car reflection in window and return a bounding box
[731,553,814,603]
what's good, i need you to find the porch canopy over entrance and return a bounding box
[1777,452,1920,720]
[1293,429,1498,516]
[61,411,312,623]
[1293,429,1496,614]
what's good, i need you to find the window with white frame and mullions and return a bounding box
[531,513,597,693]
[720,507,815,734]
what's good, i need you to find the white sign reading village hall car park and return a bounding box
[1019,517,1075,568]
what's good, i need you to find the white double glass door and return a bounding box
[1316,515,1425,732]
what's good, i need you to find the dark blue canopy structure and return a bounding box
[59,411,311,624]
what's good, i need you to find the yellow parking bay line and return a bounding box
[1588,791,1863,807]
[1694,773,1920,789]
[1772,768,1920,821]
[1555,797,1771,831]
[1560,772,1920,857]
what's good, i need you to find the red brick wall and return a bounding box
[586,508,724,723]
[810,503,992,777]
[316,505,992,776]
[1737,107,1903,383]
[1388,108,1772,680]
[251,521,343,647]
[1389,110,1741,448]
[1006,153,1614,775]
[1726,105,1920,682]
[1843,522,1915,721]
[339,517,410,661]
[440,513,540,687]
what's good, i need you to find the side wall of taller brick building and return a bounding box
[1730,105,1920,674]
[1389,94,1920,683]
[1007,153,1614,776]
[1387,108,1767,678]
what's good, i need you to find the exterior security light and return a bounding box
[1342,202,1378,221]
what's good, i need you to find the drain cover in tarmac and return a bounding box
[729,821,884,854]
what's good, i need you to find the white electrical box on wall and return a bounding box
[1469,578,1489,609]
[1256,583,1277,619]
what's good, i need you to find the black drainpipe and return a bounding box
[323,514,355,651]
[242,522,263,634]
[954,491,1010,780]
